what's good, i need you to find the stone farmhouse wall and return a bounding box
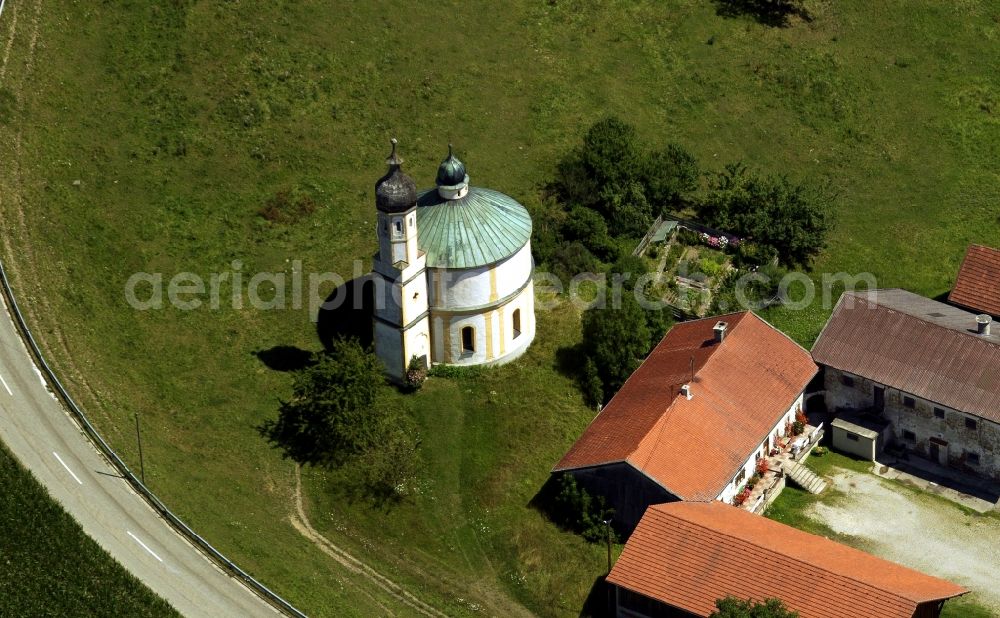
[824,366,1000,480]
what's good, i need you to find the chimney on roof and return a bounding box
[977,314,992,336]
[680,384,692,400]
[713,321,728,344]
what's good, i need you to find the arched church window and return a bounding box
[461,326,475,355]
[394,220,403,234]
[512,309,522,339]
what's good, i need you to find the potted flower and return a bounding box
[734,487,753,506]
[756,457,770,476]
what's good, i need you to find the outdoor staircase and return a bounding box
[784,462,828,494]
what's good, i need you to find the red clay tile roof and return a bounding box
[949,244,1000,317]
[812,289,1000,422]
[554,312,817,501]
[608,501,967,618]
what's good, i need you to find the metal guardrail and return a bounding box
[0,258,306,618]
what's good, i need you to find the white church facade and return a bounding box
[371,140,535,382]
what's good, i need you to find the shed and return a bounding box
[831,415,887,461]
[650,220,677,243]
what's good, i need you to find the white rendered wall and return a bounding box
[372,270,428,327]
[428,243,533,310]
[377,209,419,267]
[374,321,404,381]
[372,204,430,382]
[430,281,535,366]
[716,393,804,504]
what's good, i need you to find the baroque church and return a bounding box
[371,139,536,382]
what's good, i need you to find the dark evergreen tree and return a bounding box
[581,291,652,402]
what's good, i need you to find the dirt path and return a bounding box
[807,470,1000,610]
[1,2,18,79]
[0,0,110,428]
[290,466,449,618]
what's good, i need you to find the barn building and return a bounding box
[552,311,817,533]
[371,140,535,382]
[812,289,1000,480]
[607,501,967,618]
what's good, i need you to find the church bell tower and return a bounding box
[371,139,431,382]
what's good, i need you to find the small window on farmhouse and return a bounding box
[512,309,522,339]
[902,430,916,442]
[841,374,854,387]
[736,468,746,485]
[967,452,981,466]
[903,396,915,408]
[934,407,945,419]
[461,326,475,355]
[846,433,860,442]
[966,417,978,431]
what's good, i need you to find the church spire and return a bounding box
[375,138,417,213]
[386,137,402,166]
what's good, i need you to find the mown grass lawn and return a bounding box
[0,442,177,616]
[1,0,998,615]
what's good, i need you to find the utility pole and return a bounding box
[135,413,145,485]
[602,518,612,574]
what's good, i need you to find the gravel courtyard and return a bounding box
[807,471,1000,611]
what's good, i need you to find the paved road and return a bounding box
[0,293,279,617]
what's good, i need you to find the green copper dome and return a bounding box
[416,186,532,269]
[436,144,469,188]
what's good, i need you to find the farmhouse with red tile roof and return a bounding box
[553,311,817,531]
[948,243,1000,318]
[608,501,967,618]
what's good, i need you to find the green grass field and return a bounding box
[0,442,177,616]
[1,0,998,615]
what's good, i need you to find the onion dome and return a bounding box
[435,144,469,189]
[416,179,532,268]
[375,138,418,213]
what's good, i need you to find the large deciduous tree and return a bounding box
[701,162,832,267]
[260,339,418,495]
[552,116,699,237]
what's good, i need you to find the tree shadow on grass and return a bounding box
[713,0,811,27]
[254,345,316,372]
[556,342,603,408]
[555,343,586,380]
[316,274,375,351]
[335,472,405,511]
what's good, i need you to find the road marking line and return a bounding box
[52,451,82,485]
[127,531,163,563]
[0,373,11,396]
